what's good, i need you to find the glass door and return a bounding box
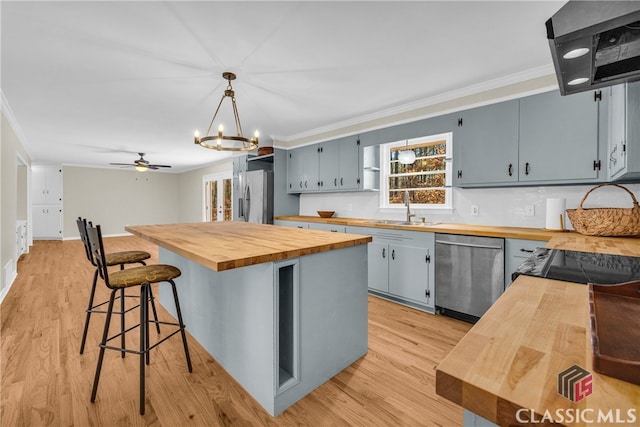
[203,172,233,222]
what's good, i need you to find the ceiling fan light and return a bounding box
[135,165,149,172]
[194,72,259,152]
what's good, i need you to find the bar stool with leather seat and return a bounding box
[86,223,192,415]
[76,217,161,355]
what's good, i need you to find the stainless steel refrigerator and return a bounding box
[235,170,274,224]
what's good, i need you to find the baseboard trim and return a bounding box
[1,260,17,305]
[63,232,132,241]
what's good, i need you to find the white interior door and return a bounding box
[203,172,233,222]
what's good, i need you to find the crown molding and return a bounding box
[1,90,31,152]
[274,64,557,144]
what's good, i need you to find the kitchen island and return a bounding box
[436,234,640,426]
[126,222,372,416]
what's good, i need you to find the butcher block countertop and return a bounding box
[276,216,640,252]
[436,275,640,426]
[275,215,566,241]
[126,222,372,272]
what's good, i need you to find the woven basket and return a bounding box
[566,184,640,237]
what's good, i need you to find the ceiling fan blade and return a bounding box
[149,164,171,168]
[109,162,135,166]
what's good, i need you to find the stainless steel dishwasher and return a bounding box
[435,233,504,322]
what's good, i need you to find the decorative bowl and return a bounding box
[317,211,335,218]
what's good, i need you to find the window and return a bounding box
[380,132,452,209]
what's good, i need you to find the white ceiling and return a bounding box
[1,1,565,173]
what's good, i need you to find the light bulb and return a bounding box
[563,48,589,59]
[568,77,589,86]
[218,124,224,137]
[194,130,200,144]
[398,150,416,165]
[135,165,148,172]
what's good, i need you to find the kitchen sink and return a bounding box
[368,220,440,227]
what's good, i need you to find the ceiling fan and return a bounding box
[110,153,171,172]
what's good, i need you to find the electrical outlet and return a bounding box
[525,205,535,216]
[471,205,479,216]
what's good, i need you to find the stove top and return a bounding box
[513,248,640,285]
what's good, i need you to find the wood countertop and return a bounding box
[547,234,640,257]
[275,215,568,241]
[436,263,640,425]
[126,222,372,272]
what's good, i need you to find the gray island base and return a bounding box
[155,238,368,416]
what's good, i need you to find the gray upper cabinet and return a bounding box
[318,141,340,190]
[287,145,319,193]
[457,100,519,186]
[286,148,303,193]
[286,136,365,193]
[338,137,360,190]
[301,145,319,192]
[519,90,601,183]
[607,81,640,181]
[455,89,608,188]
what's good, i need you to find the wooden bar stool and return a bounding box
[86,224,192,415]
[76,217,161,355]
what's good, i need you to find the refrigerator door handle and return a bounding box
[244,185,251,222]
[238,197,244,218]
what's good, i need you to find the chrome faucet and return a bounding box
[404,190,415,222]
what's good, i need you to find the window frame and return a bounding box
[379,132,453,210]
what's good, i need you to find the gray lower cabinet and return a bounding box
[274,220,309,229]
[504,238,544,289]
[348,226,435,312]
[308,222,346,233]
[367,241,389,293]
[607,81,640,181]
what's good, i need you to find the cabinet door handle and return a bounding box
[334,178,337,186]
[382,248,386,258]
[299,181,303,188]
[340,177,343,186]
[525,162,530,175]
[304,180,308,188]
[508,163,513,176]
[520,248,534,253]
[391,249,395,260]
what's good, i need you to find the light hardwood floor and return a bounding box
[1,237,472,426]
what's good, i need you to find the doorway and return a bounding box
[203,172,233,222]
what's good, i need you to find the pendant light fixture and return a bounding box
[398,140,416,165]
[194,72,259,151]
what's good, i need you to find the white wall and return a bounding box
[177,159,233,223]
[299,184,640,230]
[1,110,32,298]
[63,166,180,237]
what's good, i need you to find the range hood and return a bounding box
[546,1,640,95]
